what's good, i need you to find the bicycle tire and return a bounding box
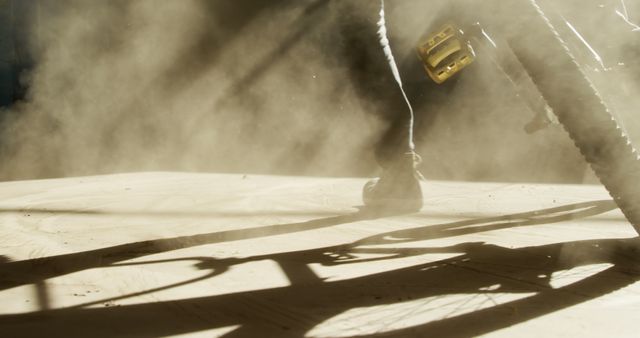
[506,0,640,235]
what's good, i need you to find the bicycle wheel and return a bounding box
[506,0,640,235]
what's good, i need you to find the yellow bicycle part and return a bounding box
[417,23,475,84]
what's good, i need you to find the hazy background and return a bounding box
[0,0,637,183]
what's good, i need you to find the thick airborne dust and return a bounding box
[0,0,388,179]
[0,0,637,183]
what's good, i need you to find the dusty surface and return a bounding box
[0,172,638,337]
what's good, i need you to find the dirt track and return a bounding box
[0,173,638,337]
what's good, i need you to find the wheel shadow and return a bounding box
[1,199,638,338]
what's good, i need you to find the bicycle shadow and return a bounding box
[1,199,638,337]
[0,210,369,292]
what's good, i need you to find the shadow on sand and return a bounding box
[1,199,638,337]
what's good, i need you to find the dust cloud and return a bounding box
[0,0,385,180]
[0,0,638,183]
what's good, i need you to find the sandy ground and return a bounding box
[0,172,638,337]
